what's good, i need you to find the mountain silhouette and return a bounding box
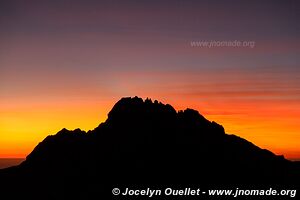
[0,96,299,199]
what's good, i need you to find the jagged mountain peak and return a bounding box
[1,96,299,196]
[107,96,177,121]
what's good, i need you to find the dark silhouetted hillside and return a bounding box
[0,96,299,199]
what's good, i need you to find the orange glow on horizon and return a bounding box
[1,70,300,160]
[1,95,299,160]
[0,98,114,158]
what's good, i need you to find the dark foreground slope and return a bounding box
[0,97,299,199]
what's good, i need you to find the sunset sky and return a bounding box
[0,0,299,160]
